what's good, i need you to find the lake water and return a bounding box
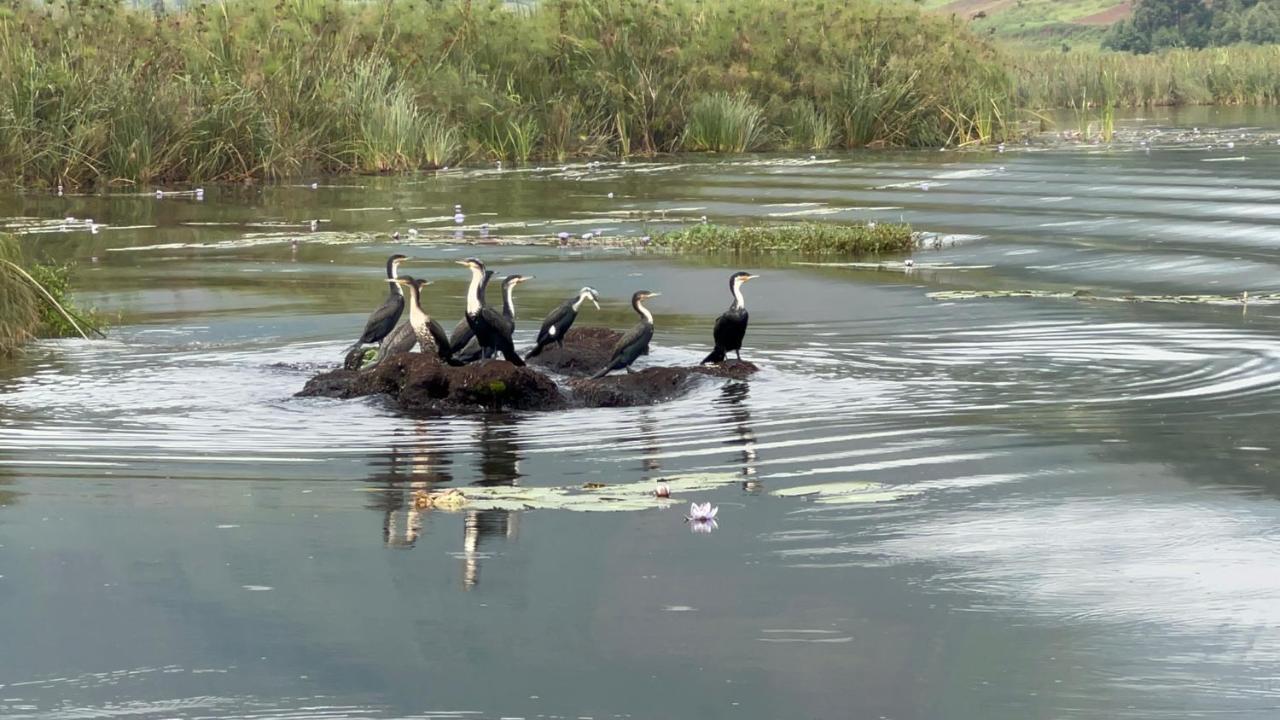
[2,118,1280,719]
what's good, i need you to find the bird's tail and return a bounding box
[590,365,612,380]
[701,346,726,364]
[498,338,526,367]
[343,340,363,357]
[524,342,546,360]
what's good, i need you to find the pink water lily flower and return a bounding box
[687,502,718,523]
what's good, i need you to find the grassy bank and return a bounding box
[0,235,97,353]
[0,0,1023,186]
[1014,45,1280,107]
[652,223,914,256]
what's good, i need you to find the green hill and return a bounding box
[907,0,1132,44]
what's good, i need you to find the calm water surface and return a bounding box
[2,120,1280,719]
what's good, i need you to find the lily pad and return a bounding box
[771,480,911,505]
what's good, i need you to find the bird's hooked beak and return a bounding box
[645,292,662,299]
[745,273,760,281]
[517,275,534,284]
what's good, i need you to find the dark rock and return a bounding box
[525,326,623,377]
[298,351,564,412]
[568,361,759,408]
[298,327,759,413]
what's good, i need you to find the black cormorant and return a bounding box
[395,276,462,365]
[343,253,408,367]
[702,271,758,364]
[591,290,660,379]
[457,258,525,366]
[525,286,600,360]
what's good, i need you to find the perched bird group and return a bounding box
[342,254,758,378]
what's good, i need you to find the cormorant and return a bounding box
[702,272,759,364]
[343,254,408,368]
[449,269,494,355]
[395,276,462,365]
[591,290,660,379]
[525,286,601,360]
[457,258,525,366]
[455,273,531,363]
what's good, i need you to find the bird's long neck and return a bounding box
[571,291,590,312]
[406,286,429,324]
[731,278,746,310]
[387,260,403,296]
[634,297,653,324]
[466,268,485,315]
[502,283,516,320]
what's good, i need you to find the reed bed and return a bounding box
[0,235,94,354]
[1012,46,1280,108]
[0,0,1023,186]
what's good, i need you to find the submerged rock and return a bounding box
[298,326,758,412]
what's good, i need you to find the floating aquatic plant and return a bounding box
[393,472,740,514]
[928,289,1273,306]
[652,223,915,256]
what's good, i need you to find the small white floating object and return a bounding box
[392,231,401,240]
[867,221,877,229]
[809,154,817,160]
[454,213,465,224]
[65,216,76,223]
[700,215,708,224]
[57,184,64,197]
[904,258,915,268]
[195,187,205,200]
[409,228,418,237]
[920,182,930,191]
[90,256,99,263]
[640,235,651,245]
[310,182,319,190]
[89,222,99,234]
[557,231,570,241]
[607,192,614,199]
[582,232,594,241]
[687,501,718,522]
[997,143,1006,153]
[480,223,490,238]
[155,190,164,199]
[309,219,318,231]
[1226,141,1235,149]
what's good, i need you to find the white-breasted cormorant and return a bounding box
[343,254,408,367]
[702,272,758,364]
[449,269,494,356]
[395,276,462,365]
[592,290,660,379]
[457,258,525,366]
[525,286,600,360]
[456,273,531,363]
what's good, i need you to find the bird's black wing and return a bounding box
[359,295,405,344]
[537,301,574,346]
[594,321,652,377]
[479,306,523,365]
[449,317,474,354]
[427,318,460,364]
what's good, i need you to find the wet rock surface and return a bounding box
[298,326,758,412]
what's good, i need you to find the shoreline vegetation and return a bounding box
[1,0,1279,187]
[0,235,101,354]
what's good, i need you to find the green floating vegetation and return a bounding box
[771,481,911,505]
[652,223,915,256]
[0,235,103,354]
[407,472,740,513]
[928,289,1274,305]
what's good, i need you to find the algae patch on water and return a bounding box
[929,289,1271,306]
[405,472,740,513]
[652,223,914,256]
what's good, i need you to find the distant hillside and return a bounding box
[909,0,1133,43]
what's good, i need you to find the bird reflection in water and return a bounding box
[637,410,662,473]
[461,415,523,590]
[716,382,760,492]
[368,419,452,548]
